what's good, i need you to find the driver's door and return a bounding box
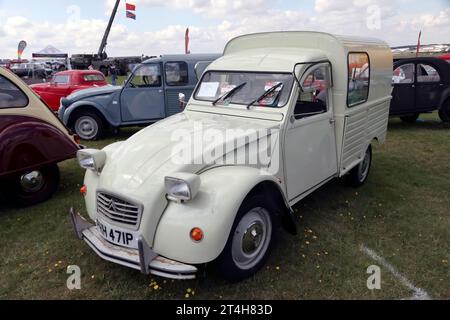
[285,64,338,202]
[120,63,165,122]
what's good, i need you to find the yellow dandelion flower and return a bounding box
[48,269,52,273]
[324,251,329,255]
[185,294,190,299]
[187,288,192,293]
[54,264,59,268]
[312,236,318,240]
[305,241,310,245]
[58,261,62,264]
[276,266,280,271]
[302,254,306,258]
[154,285,159,290]
[192,291,195,296]
[91,275,95,279]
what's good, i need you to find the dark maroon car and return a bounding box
[0,67,80,206]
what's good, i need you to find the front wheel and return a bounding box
[347,145,372,187]
[7,164,60,207]
[216,194,278,282]
[73,112,104,141]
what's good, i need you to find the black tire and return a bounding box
[347,145,372,188]
[216,194,278,282]
[73,112,104,141]
[438,102,450,122]
[7,164,60,207]
[400,114,420,123]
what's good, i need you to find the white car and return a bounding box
[71,31,393,282]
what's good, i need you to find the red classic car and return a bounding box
[30,70,108,111]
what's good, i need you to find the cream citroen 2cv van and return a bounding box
[71,32,393,282]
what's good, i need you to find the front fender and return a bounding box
[63,100,118,127]
[153,166,283,265]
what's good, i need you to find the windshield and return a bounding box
[194,71,294,108]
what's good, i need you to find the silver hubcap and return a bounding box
[232,208,272,270]
[75,116,98,140]
[358,149,371,182]
[20,171,44,193]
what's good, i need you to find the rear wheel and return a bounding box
[216,194,278,282]
[7,164,60,207]
[438,101,450,122]
[347,145,372,187]
[73,112,104,141]
[400,114,420,123]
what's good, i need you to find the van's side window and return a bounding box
[348,53,370,107]
[129,64,162,88]
[294,66,329,120]
[165,62,189,86]
[0,75,28,109]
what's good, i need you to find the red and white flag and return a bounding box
[126,2,136,20]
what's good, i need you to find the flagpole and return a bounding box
[416,30,422,58]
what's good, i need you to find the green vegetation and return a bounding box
[0,114,449,300]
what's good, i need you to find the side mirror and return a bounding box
[178,93,187,110]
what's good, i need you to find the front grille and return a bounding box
[97,192,143,229]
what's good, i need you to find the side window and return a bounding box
[83,74,106,82]
[0,75,28,109]
[348,53,370,107]
[393,64,415,84]
[165,62,189,86]
[53,75,70,85]
[417,64,440,83]
[129,64,161,88]
[294,65,329,120]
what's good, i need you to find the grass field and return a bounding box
[0,113,449,300]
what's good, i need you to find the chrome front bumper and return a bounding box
[69,208,197,280]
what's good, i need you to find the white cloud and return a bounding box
[1,1,450,59]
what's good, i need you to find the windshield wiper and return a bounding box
[247,82,284,109]
[212,82,247,106]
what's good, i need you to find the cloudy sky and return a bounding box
[0,0,449,58]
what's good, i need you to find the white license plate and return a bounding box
[96,219,139,249]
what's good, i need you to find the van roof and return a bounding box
[143,53,221,64]
[207,31,389,73]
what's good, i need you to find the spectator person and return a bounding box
[88,64,94,70]
[110,63,118,86]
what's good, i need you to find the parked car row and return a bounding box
[1,31,448,283]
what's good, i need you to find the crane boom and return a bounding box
[98,0,121,58]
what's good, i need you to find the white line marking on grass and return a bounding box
[361,244,431,300]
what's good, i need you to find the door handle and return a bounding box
[329,119,336,125]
